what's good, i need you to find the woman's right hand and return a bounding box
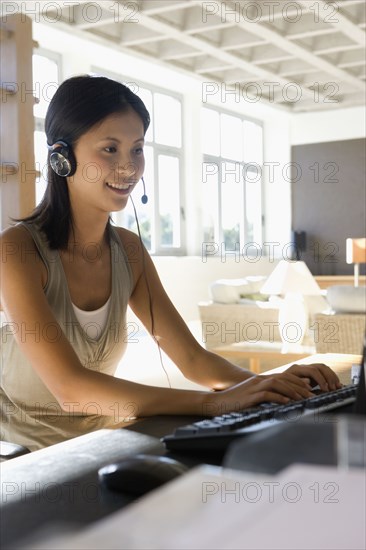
[205,371,315,416]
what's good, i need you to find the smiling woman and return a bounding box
[0,75,342,451]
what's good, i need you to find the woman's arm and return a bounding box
[120,229,341,393]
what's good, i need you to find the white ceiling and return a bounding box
[3,0,366,112]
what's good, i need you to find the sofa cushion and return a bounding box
[326,285,366,313]
[210,276,267,304]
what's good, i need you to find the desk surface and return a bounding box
[0,353,362,548]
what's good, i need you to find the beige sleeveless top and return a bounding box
[0,222,134,451]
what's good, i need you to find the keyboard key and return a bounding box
[173,425,199,436]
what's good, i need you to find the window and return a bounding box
[33,51,61,205]
[94,70,184,255]
[201,107,263,252]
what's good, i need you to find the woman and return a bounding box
[0,75,341,451]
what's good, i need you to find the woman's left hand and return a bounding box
[284,363,342,392]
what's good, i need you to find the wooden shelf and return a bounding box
[0,28,13,41]
[0,13,36,224]
[0,85,39,105]
[0,164,18,176]
[0,165,41,179]
[0,84,17,95]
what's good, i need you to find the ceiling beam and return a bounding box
[220,0,365,92]
[140,1,202,16]
[115,2,321,101]
[298,0,366,46]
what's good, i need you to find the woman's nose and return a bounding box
[114,161,136,178]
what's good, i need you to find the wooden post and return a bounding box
[0,13,36,230]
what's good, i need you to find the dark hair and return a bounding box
[20,75,150,249]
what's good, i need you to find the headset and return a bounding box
[47,141,77,178]
[48,140,149,205]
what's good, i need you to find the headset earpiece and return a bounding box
[48,140,76,177]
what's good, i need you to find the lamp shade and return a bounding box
[260,260,321,296]
[346,238,366,264]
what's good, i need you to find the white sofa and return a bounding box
[199,275,283,350]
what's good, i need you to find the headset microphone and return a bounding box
[141,176,148,204]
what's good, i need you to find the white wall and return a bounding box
[290,105,366,145]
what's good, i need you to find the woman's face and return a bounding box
[68,108,145,213]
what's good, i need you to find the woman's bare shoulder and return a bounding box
[0,224,38,258]
[0,224,47,290]
[1,223,33,240]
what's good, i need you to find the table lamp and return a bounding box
[346,238,366,287]
[260,260,322,350]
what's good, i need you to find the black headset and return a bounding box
[48,140,148,204]
[48,141,77,178]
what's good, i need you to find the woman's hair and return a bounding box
[19,74,150,249]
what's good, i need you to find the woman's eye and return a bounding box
[134,147,144,155]
[105,146,117,153]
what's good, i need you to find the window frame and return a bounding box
[201,104,264,253]
[92,66,186,256]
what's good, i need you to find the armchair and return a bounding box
[313,237,366,355]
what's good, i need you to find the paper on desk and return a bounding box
[28,463,365,550]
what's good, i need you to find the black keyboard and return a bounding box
[162,384,357,452]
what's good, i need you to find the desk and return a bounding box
[0,353,363,549]
[213,340,316,374]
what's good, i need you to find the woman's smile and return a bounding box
[105,180,137,195]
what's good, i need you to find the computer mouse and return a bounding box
[98,454,188,496]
